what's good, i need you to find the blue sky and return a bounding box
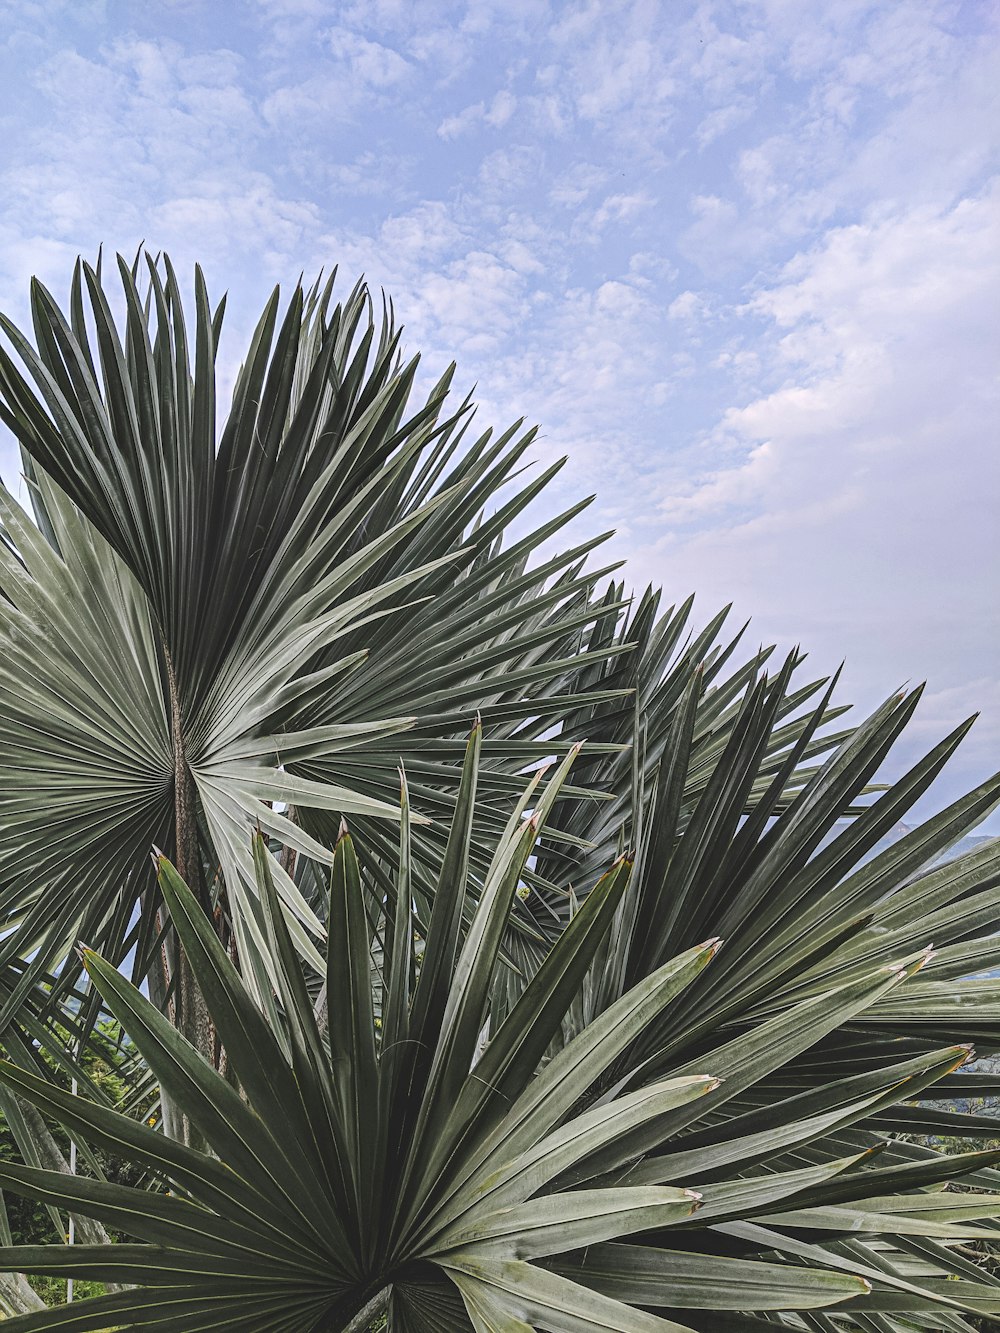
[1,0,997,827]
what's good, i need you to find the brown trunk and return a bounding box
[161,643,217,1151]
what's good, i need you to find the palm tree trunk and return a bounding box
[327,1284,390,1332]
[162,644,216,1150]
[0,1269,45,1315]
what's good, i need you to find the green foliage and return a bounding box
[0,734,997,1329]
[25,1275,105,1308]
[0,1133,49,1252]
[0,254,624,1012]
[0,255,998,1331]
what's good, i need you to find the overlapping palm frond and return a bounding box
[502,590,854,991]
[520,665,1000,1332]
[0,254,626,1001]
[559,668,1000,1062]
[0,734,999,1331]
[1,251,998,1332]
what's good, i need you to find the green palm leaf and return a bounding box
[0,739,997,1329]
[0,254,626,1018]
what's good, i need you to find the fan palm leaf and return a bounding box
[0,736,998,1329]
[0,254,627,1017]
[530,669,1000,1331]
[514,590,856,960]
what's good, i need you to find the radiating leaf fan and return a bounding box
[0,733,998,1331]
[0,255,628,1013]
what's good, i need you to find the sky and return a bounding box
[0,0,997,829]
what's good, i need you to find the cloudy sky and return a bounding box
[1,0,997,827]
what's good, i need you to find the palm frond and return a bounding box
[0,738,998,1329]
[0,256,626,1000]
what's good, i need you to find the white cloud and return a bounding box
[695,100,753,147]
[151,179,320,263]
[260,73,358,124]
[591,191,653,231]
[475,146,545,201]
[437,103,485,140]
[629,181,1000,822]
[663,185,1000,530]
[667,289,706,320]
[311,202,530,366]
[325,25,411,86]
[678,194,756,273]
[0,0,997,824]
[438,89,518,139]
[486,89,517,127]
[548,162,607,208]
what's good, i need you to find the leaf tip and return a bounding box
[951,1044,976,1073]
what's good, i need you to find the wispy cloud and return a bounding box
[437,90,518,139]
[0,0,996,825]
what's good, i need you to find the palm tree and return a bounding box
[0,254,840,1138]
[0,254,643,1131]
[0,253,998,1329]
[0,734,998,1330]
[503,585,855,985]
[0,253,838,1317]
